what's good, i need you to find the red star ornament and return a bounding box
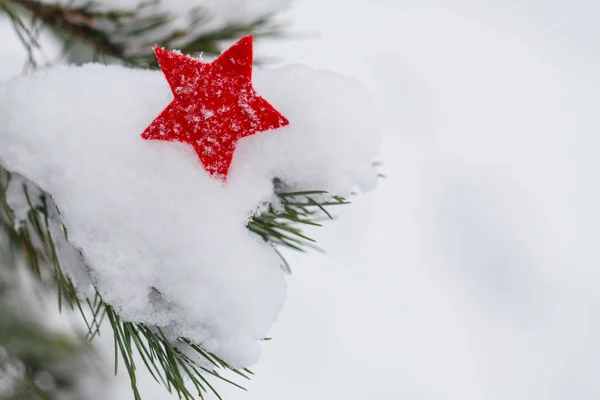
[141,36,289,179]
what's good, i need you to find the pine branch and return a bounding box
[0,3,343,396]
[0,233,94,399]
[249,189,349,272]
[2,0,284,68]
[0,315,90,399]
[0,167,349,399]
[0,2,337,399]
[9,0,123,57]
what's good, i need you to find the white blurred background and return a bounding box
[2,0,599,399]
[240,1,600,399]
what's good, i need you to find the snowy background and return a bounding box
[2,0,600,399]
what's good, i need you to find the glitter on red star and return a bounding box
[141,36,290,179]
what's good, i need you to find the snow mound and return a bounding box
[0,62,380,367]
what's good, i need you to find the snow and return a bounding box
[0,60,381,368]
[103,0,291,28]
[41,0,291,33]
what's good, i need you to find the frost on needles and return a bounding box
[0,63,381,368]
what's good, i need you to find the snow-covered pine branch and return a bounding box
[0,60,381,398]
